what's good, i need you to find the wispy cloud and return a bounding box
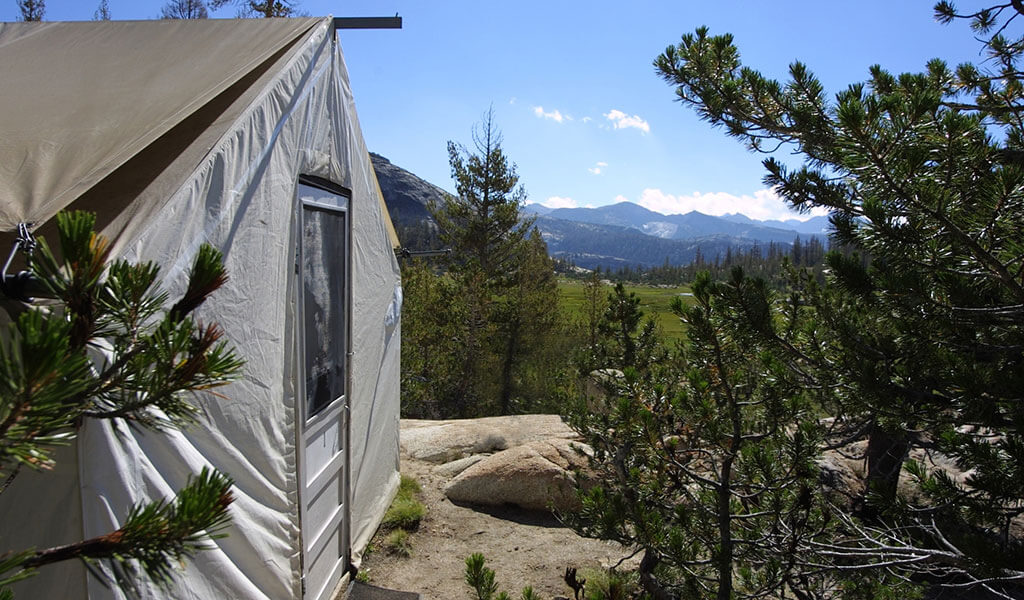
[603,109,650,133]
[588,161,608,175]
[532,106,567,123]
[629,188,828,221]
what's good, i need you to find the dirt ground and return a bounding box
[358,453,636,600]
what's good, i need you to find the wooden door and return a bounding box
[297,180,350,600]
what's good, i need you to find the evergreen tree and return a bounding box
[398,113,567,418]
[421,110,546,416]
[160,0,208,19]
[0,212,241,596]
[597,282,660,372]
[209,0,297,18]
[15,0,43,21]
[567,270,838,600]
[431,108,534,282]
[93,0,110,20]
[654,3,1024,591]
[397,259,470,418]
[577,270,608,372]
[492,229,561,413]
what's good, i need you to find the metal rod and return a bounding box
[396,248,450,259]
[333,17,402,30]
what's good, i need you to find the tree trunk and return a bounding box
[716,455,734,600]
[499,320,520,415]
[638,549,673,600]
[861,421,910,513]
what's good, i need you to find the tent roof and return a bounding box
[0,18,323,232]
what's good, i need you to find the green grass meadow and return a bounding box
[558,279,696,343]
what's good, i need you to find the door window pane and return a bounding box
[301,190,348,417]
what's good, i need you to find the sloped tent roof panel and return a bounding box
[0,17,319,231]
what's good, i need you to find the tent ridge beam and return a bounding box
[333,17,403,30]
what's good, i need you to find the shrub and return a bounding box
[381,475,425,531]
[383,530,411,557]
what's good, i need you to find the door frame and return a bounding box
[294,175,354,600]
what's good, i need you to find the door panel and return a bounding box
[297,181,350,600]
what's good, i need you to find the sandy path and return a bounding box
[358,453,634,600]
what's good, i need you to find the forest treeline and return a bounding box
[401,3,1024,598]
[556,234,829,288]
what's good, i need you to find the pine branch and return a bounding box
[18,468,233,586]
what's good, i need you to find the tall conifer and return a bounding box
[649,2,1024,591]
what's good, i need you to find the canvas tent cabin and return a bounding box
[0,17,402,600]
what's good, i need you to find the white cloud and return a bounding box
[603,109,650,133]
[539,196,577,209]
[509,97,518,105]
[582,116,593,123]
[532,106,565,123]
[588,161,609,175]
[631,188,829,221]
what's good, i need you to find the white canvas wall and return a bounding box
[0,18,400,600]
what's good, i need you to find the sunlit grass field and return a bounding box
[558,279,696,343]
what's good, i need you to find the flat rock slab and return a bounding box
[432,455,484,478]
[401,415,577,464]
[443,438,592,513]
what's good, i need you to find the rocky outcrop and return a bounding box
[401,415,577,464]
[443,438,591,513]
[370,152,448,227]
[400,416,587,513]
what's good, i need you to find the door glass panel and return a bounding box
[301,192,348,418]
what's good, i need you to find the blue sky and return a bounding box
[2,1,988,220]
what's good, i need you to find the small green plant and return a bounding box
[355,570,371,584]
[367,475,424,561]
[381,475,425,531]
[383,529,411,557]
[465,553,503,600]
[397,473,421,495]
[579,568,635,600]
[464,553,544,600]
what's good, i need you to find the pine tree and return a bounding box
[654,3,1024,592]
[431,108,534,283]
[567,270,836,600]
[492,229,561,413]
[397,259,471,419]
[160,0,208,19]
[208,0,297,18]
[424,110,543,416]
[597,283,660,372]
[578,270,608,372]
[93,0,110,20]
[15,0,43,21]
[0,212,242,596]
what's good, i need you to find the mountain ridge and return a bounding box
[524,201,829,241]
[371,153,830,269]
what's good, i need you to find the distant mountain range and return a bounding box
[371,153,831,270]
[523,202,829,242]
